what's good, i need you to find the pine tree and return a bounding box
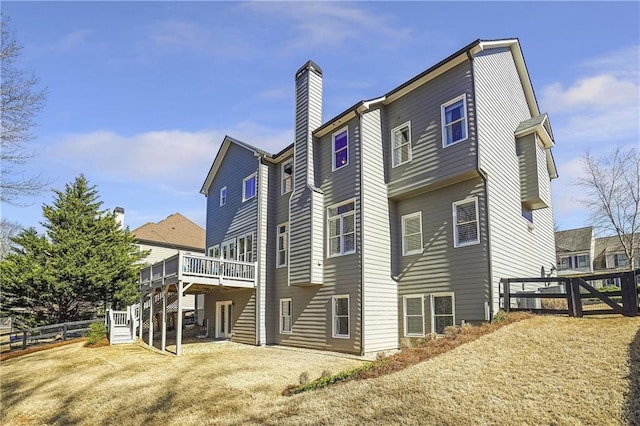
[0,175,146,325]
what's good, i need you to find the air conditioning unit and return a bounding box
[515,291,541,309]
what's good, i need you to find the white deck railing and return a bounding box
[139,250,256,289]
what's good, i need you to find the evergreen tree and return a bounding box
[0,175,146,325]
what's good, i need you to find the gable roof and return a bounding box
[555,226,593,253]
[131,213,205,251]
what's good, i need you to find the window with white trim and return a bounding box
[221,239,236,260]
[219,186,227,206]
[328,200,355,257]
[332,128,349,171]
[613,253,629,268]
[453,198,479,247]
[277,223,288,267]
[431,293,454,334]
[332,295,349,338]
[280,298,292,334]
[237,234,253,262]
[281,160,293,194]
[402,212,423,256]
[208,245,220,258]
[441,95,468,147]
[391,121,412,167]
[243,174,257,202]
[404,295,424,337]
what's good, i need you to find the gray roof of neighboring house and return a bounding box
[555,226,593,253]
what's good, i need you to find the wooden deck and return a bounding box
[140,251,257,291]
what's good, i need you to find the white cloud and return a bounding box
[241,2,412,51]
[48,124,293,193]
[541,46,640,145]
[37,30,92,54]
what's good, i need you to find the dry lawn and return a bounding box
[1,315,639,425]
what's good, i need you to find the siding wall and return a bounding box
[385,61,478,197]
[204,289,255,345]
[395,177,489,337]
[473,46,556,313]
[204,142,259,343]
[360,108,398,352]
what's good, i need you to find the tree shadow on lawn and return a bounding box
[624,325,640,425]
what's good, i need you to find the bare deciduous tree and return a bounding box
[577,146,640,270]
[1,16,48,205]
[0,218,22,259]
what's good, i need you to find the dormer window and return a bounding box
[332,128,349,171]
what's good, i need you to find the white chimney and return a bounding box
[113,207,125,230]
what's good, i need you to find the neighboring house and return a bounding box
[555,226,595,276]
[131,212,206,319]
[555,228,639,287]
[190,38,558,355]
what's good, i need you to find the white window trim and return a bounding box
[207,245,220,258]
[242,173,257,202]
[280,298,292,334]
[391,121,412,168]
[430,292,455,335]
[276,222,288,268]
[441,95,468,148]
[332,127,349,172]
[403,294,425,337]
[327,199,356,258]
[332,295,350,338]
[221,239,236,260]
[452,197,480,248]
[402,211,423,256]
[219,186,227,207]
[281,159,293,195]
[237,233,253,262]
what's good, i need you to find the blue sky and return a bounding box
[2,1,639,234]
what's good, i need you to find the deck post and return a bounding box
[176,281,184,356]
[148,289,154,347]
[139,293,144,340]
[161,285,167,352]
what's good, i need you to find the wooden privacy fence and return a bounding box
[499,270,639,318]
[0,319,96,353]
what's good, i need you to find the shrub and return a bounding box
[85,322,106,345]
[492,310,508,323]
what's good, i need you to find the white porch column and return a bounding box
[139,293,144,340]
[148,289,154,347]
[161,285,167,352]
[176,281,184,356]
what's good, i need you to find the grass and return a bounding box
[283,312,532,396]
[1,315,639,425]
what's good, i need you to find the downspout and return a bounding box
[467,49,494,321]
[255,153,265,345]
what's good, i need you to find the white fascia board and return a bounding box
[313,110,358,138]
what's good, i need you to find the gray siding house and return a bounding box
[192,38,557,355]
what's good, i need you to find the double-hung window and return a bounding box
[453,198,479,247]
[441,95,468,147]
[613,253,629,268]
[281,160,293,194]
[219,186,227,206]
[431,293,454,334]
[277,223,288,267]
[237,234,253,262]
[332,128,349,171]
[332,295,349,338]
[280,298,292,334]
[402,212,423,256]
[208,245,220,258]
[328,200,355,257]
[391,122,412,167]
[404,295,424,337]
[243,174,257,202]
